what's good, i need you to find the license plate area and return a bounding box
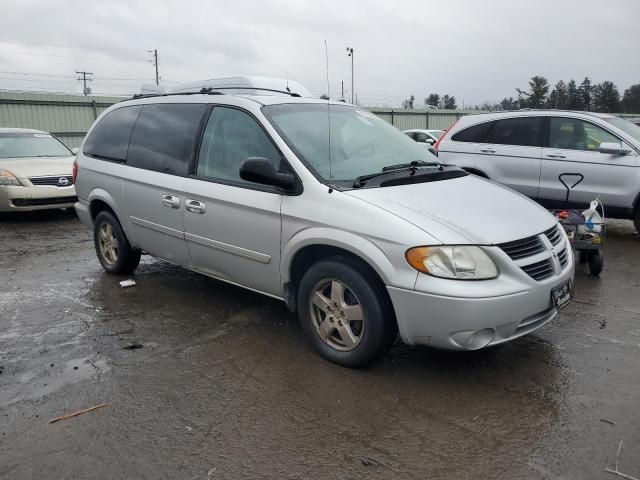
[551,280,573,310]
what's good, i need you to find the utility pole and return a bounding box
[149,49,159,85]
[341,80,344,101]
[76,71,93,96]
[346,47,354,104]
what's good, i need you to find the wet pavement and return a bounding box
[1,210,639,480]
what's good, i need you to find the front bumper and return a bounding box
[0,185,77,212]
[388,251,575,350]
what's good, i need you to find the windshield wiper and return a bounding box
[352,160,443,188]
[381,160,440,172]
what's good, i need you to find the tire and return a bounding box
[587,250,603,276]
[578,250,589,264]
[297,256,395,368]
[634,209,640,235]
[93,211,141,275]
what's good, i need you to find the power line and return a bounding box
[0,49,145,61]
[0,40,146,52]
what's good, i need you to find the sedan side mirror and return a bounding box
[71,147,79,155]
[426,138,435,145]
[239,157,298,192]
[598,142,631,155]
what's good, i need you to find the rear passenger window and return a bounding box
[196,107,281,183]
[127,103,207,175]
[486,117,543,147]
[451,121,494,143]
[83,106,141,161]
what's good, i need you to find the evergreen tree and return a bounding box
[579,77,593,111]
[424,93,440,108]
[551,80,568,109]
[566,80,581,110]
[517,76,550,108]
[622,84,640,113]
[593,81,620,113]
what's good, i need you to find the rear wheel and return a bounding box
[93,211,141,274]
[634,208,640,235]
[297,257,395,368]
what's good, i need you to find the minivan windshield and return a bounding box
[604,117,640,143]
[262,104,438,182]
[0,133,72,159]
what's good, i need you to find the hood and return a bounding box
[345,174,557,244]
[0,156,75,179]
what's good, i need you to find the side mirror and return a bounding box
[598,142,631,155]
[426,138,435,145]
[71,147,79,155]
[239,157,298,191]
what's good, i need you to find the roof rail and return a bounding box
[129,88,225,101]
[171,76,313,98]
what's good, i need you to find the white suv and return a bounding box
[435,110,640,232]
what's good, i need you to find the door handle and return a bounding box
[185,199,206,214]
[546,153,566,159]
[480,149,496,154]
[161,194,180,209]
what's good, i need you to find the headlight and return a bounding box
[406,246,498,280]
[0,169,23,186]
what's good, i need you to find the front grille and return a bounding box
[12,196,77,207]
[557,247,568,268]
[544,225,562,246]
[521,258,555,281]
[498,235,545,260]
[28,175,73,187]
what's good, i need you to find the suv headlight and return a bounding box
[0,169,23,186]
[406,246,498,280]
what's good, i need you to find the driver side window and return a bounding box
[549,118,621,151]
[197,107,281,183]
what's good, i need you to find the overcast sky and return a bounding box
[1,0,638,106]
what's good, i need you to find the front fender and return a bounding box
[280,227,416,289]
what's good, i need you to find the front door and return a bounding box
[539,117,638,209]
[183,106,284,297]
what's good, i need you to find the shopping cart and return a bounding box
[549,173,605,276]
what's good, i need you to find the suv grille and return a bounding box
[498,235,545,260]
[520,258,555,281]
[29,175,73,187]
[544,225,562,246]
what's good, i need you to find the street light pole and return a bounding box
[346,47,354,104]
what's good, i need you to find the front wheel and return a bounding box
[634,209,640,235]
[93,211,141,275]
[297,257,395,368]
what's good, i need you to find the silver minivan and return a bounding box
[74,77,574,367]
[435,110,640,232]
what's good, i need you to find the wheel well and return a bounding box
[463,168,489,179]
[285,245,395,323]
[90,199,115,221]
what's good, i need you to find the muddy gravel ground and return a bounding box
[1,210,639,480]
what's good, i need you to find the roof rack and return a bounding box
[171,76,313,98]
[130,88,225,100]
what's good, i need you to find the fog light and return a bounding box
[451,328,495,350]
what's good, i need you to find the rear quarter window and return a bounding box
[451,121,495,143]
[83,106,142,161]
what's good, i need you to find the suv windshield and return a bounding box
[0,133,72,159]
[604,117,640,143]
[262,104,437,182]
